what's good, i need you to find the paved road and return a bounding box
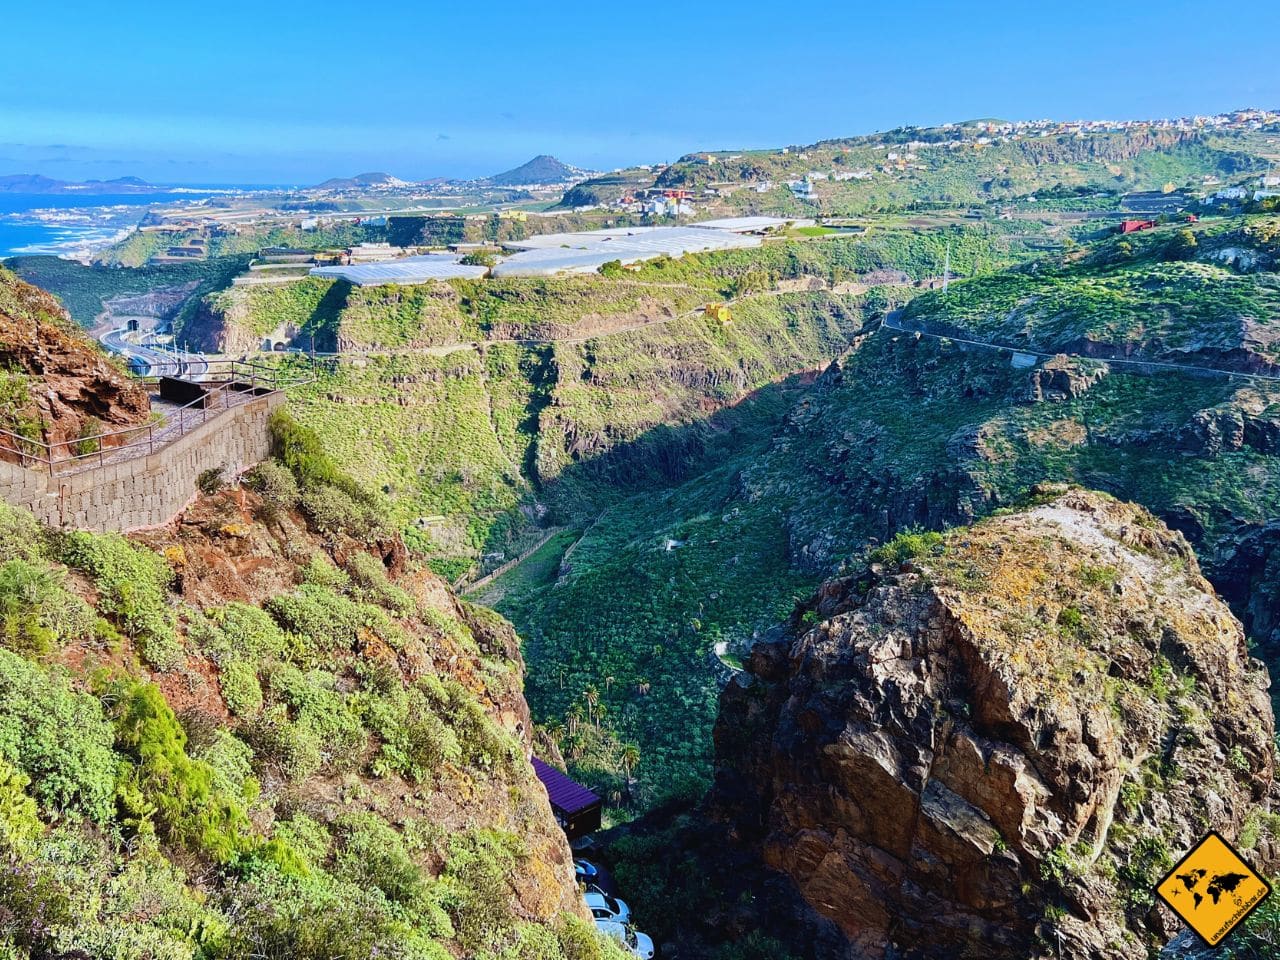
[99,327,211,379]
[881,312,1280,384]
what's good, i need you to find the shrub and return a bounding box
[0,504,44,564]
[0,758,41,849]
[300,485,382,541]
[58,532,182,670]
[112,681,254,863]
[302,553,351,592]
[269,409,388,542]
[0,559,95,655]
[265,584,386,659]
[197,466,226,496]
[333,813,429,906]
[364,683,461,783]
[0,855,71,955]
[346,551,413,615]
[247,705,323,782]
[219,658,264,718]
[210,602,295,662]
[216,870,451,960]
[270,408,362,497]
[245,459,300,511]
[441,829,523,953]
[868,529,945,566]
[193,727,258,804]
[0,649,116,821]
[264,664,366,770]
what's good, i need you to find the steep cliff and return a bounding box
[0,416,619,959]
[0,267,149,454]
[710,489,1276,959]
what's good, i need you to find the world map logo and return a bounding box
[1155,832,1271,947]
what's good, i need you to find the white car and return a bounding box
[594,919,655,959]
[584,886,631,924]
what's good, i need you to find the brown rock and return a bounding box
[711,491,1276,959]
[0,268,149,456]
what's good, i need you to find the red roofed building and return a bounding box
[1120,219,1158,234]
[531,756,602,840]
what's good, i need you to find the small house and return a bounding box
[532,757,602,840]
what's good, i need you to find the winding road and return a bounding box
[880,311,1280,384]
[99,325,211,379]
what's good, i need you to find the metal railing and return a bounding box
[0,360,310,477]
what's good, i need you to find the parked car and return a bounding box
[584,886,631,924]
[574,859,599,884]
[594,919,655,959]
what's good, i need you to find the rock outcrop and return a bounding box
[710,489,1276,959]
[1025,355,1108,403]
[0,267,149,453]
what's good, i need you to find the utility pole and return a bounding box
[943,240,952,297]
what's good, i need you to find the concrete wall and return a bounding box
[0,392,284,532]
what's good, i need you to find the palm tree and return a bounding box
[620,744,641,806]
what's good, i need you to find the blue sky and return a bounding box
[2,0,1278,184]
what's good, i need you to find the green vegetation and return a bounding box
[635,125,1271,218]
[0,483,626,960]
[5,253,247,326]
[903,214,1280,363]
[58,529,183,669]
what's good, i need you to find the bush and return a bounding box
[868,528,945,566]
[265,584,394,661]
[197,466,226,495]
[441,829,523,953]
[364,683,461,783]
[217,870,451,960]
[196,601,296,663]
[346,551,413,615]
[300,485,382,540]
[113,681,254,863]
[247,704,323,782]
[0,758,41,849]
[269,409,388,542]
[58,532,182,670]
[192,727,259,805]
[0,648,116,821]
[219,658,264,718]
[244,459,300,512]
[0,559,95,655]
[0,855,72,955]
[264,664,366,771]
[0,504,44,564]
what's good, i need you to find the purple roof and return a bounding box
[531,757,601,815]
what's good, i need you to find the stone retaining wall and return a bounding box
[0,392,284,532]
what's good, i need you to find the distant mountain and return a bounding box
[485,155,585,186]
[312,172,408,191]
[0,173,161,195]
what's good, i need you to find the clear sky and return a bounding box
[2,0,1278,185]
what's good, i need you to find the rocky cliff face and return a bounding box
[0,267,149,452]
[0,443,604,957]
[710,489,1276,959]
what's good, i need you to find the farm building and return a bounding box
[492,226,761,277]
[309,253,488,285]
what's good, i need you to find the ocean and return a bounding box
[0,189,242,260]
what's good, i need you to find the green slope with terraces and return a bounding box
[179,226,1038,582]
